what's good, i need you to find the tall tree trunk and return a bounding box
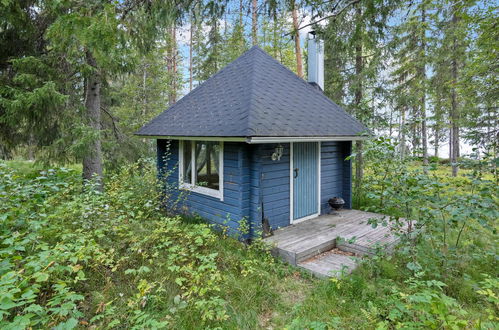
[388,105,393,137]
[240,0,245,50]
[189,14,193,91]
[412,121,419,157]
[354,3,364,197]
[434,124,439,158]
[291,1,303,77]
[400,105,406,158]
[212,18,219,72]
[420,90,428,164]
[28,133,35,161]
[251,0,258,46]
[168,26,177,105]
[420,5,428,168]
[449,129,452,161]
[83,51,103,187]
[141,65,148,144]
[142,66,147,116]
[450,12,460,177]
[273,8,278,58]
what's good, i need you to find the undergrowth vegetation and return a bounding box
[0,160,289,328]
[1,148,498,329]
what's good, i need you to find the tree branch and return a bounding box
[285,0,360,36]
[101,107,123,141]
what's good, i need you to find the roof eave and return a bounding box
[245,135,370,143]
[134,134,370,143]
[134,134,248,142]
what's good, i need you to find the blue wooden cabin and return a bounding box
[137,42,367,238]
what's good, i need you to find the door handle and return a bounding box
[294,168,299,178]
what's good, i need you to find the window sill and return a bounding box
[179,182,223,201]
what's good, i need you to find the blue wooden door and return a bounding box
[293,142,319,221]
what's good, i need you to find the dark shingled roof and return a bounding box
[136,46,367,138]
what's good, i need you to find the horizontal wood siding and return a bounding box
[319,141,352,213]
[259,143,291,230]
[341,141,352,209]
[157,139,251,236]
[157,139,352,237]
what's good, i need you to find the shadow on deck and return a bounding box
[264,209,399,277]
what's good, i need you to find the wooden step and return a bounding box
[298,251,358,278]
[270,237,336,265]
[296,238,336,264]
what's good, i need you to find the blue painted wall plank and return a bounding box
[158,140,251,236]
[320,141,352,214]
[260,143,291,229]
[158,139,352,238]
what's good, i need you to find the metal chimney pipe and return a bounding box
[307,31,324,91]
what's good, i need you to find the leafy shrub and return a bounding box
[476,275,499,328]
[2,147,497,328]
[379,276,470,329]
[0,160,278,328]
[356,137,498,278]
[344,137,499,328]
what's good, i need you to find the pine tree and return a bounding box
[197,16,224,82]
[0,1,71,160]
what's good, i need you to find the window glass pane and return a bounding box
[195,141,220,190]
[183,141,192,184]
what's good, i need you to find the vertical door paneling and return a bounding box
[293,142,318,220]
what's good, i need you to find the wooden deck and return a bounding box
[264,209,399,277]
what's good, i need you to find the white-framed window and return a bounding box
[179,140,224,200]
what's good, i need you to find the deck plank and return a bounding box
[264,209,402,276]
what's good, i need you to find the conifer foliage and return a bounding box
[0,0,497,179]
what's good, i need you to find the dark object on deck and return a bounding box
[328,197,345,214]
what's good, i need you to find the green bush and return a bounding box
[0,160,279,328]
[380,276,470,329]
[1,153,497,329]
[356,137,498,275]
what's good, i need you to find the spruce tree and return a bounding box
[390,0,433,166]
